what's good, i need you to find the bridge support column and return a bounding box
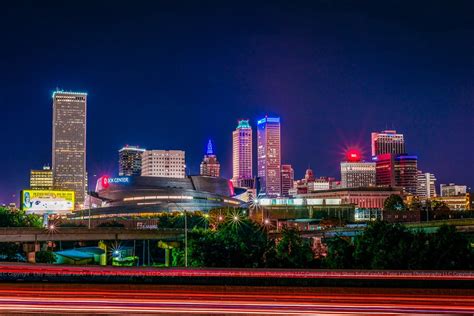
[98,241,107,266]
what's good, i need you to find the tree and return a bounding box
[272,227,314,268]
[408,197,423,212]
[383,194,406,212]
[0,208,42,228]
[176,219,274,268]
[353,221,412,269]
[324,236,354,269]
[35,250,56,264]
[97,221,125,228]
[428,225,472,269]
[0,243,22,261]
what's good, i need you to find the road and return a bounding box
[0,283,472,314]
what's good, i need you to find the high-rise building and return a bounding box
[52,91,87,208]
[394,155,418,196]
[200,140,220,177]
[257,116,281,197]
[280,164,294,197]
[119,145,145,176]
[141,150,186,178]
[440,183,467,197]
[340,149,376,188]
[416,171,436,199]
[30,165,53,190]
[232,120,253,187]
[374,154,418,195]
[371,130,405,156]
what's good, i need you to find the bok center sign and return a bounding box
[97,176,131,191]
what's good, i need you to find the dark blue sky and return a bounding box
[1,1,473,204]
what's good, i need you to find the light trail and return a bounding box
[0,284,472,314]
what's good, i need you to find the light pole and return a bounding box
[184,209,188,268]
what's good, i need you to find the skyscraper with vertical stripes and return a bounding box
[232,120,253,188]
[257,116,281,197]
[52,91,87,208]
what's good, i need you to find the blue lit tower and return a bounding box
[257,116,281,197]
[200,139,220,177]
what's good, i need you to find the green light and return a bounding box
[236,120,251,129]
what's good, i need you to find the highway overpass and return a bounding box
[0,227,184,242]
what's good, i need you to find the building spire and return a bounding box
[207,139,214,155]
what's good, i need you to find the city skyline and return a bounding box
[1,1,473,203]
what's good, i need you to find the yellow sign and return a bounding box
[21,190,75,212]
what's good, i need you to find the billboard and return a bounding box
[21,190,75,213]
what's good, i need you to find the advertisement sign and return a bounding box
[21,190,75,212]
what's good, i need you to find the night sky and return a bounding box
[1,1,473,204]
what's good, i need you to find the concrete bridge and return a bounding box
[0,227,184,242]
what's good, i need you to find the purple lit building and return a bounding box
[257,116,281,197]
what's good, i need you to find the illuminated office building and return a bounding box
[141,150,186,178]
[374,154,418,195]
[200,139,220,177]
[416,171,437,199]
[340,149,376,188]
[118,145,145,176]
[280,164,294,197]
[232,120,253,187]
[257,116,281,197]
[440,183,467,197]
[371,130,405,156]
[30,165,53,190]
[52,91,87,207]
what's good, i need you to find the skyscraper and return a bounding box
[52,91,87,208]
[200,140,220,177]
[371,130,405,156]
[119,145,145,176]
[232,120,253,187]
[30,165,53,190]
[340,149,376,188]
[394,155,418,196]
[257,116,281,197]
[280,164,294,197]
[374,153,418,195]
[416,171,437,199]
[141,150,186,178]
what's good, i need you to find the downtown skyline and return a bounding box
[1,1,473,203]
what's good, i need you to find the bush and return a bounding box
[35,251,56,264]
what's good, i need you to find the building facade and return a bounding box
[371,130,405,156]
[440,183,467,197]
[394,155,418,195]
[257,117,281,197]
[200,140,220,177]
[118,145,145,176]
[416,171,436,199]
[52,91,87,207]
[280,164,294,197]
[374,154,418,195]
[30,165,53,190]
[297,187,403,210]
[232,120,253,187]
[340,162,376,188]
[141,150,186,178]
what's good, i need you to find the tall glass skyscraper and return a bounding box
[52,91,87,208]
[232,120,253,187]
[257,116,281,197]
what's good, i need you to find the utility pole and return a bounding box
[184,209,188,267]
